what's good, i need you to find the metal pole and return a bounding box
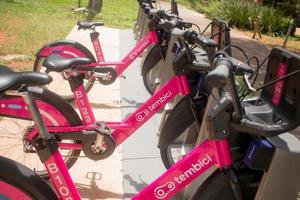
[133,6,142,37]
[283,23,293,48]
[171,0,179,16]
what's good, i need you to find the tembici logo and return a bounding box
[135,90,172,122]
[154,154,213,199]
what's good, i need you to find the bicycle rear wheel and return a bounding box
[0,89,82,179]
[34,55,95,102]
[0,156,58,200]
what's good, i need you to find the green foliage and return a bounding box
[259,6,292,36]
[213,0,291,36]
[181,0,292,36]
[213,0,261,29]
[101,0,137,29]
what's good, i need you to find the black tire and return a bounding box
[142,57,163,94]
[159,98,206,169]
[0,88,82,179]
[33,54,95,102]
[160,119,199,169]
[141,45,167,95]
[191,168,261,200]
[0,156,58,200]
[191,170,237,200]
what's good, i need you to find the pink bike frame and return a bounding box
[41,137,232,200]
[24,74,190,149]
[38,31,159,77]
[0,70,233,200]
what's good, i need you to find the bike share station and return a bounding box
[133,2,300,199]
[1,1,300,199]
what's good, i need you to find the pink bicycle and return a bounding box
[0,29,218,179]
[0,52,241,200]
[33,5,191,100]
[3,45,296,199]
[2,43,300,199]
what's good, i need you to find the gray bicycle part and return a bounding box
[82,133,115,161]
[136,10,147,42]
[255,133,300,200]
[134,7,143,38]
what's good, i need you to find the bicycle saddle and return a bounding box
[43,54,92,72]
[0,71,52,92]
[77,21,104,29]
[0,65,14,75]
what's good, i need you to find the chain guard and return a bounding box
[82,133,115,161]
[97,67,117,85]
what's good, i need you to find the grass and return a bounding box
[101,0,137,29]
[0,0,137,70]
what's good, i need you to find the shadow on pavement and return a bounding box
[75,171,123,199]
[90,102,120,109]
[123,174,148,198]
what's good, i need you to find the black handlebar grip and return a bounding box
[194,34,218,48]
[230,57,253,74]
[182,22,193,29]
[147,8,157,15]
[206,58,231,88]
[157,19,180,30]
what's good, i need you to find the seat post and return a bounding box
[90,30,105,62]
[22,87,51,141]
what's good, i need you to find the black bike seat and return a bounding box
[0,65,14,75]
[43,54,92,72]
[77,21,104,29]
[0,72,52,92]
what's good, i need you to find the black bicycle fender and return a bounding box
[0,156,59,199]
[35,39,96,62]
[141,45,167,75]
[29,87,82,126]
[191,170,236,200]
[158,97,202,148]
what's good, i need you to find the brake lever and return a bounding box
[188,59,212,71]
[244,73,256,92]
[182,40,195,62]
[182,22,193,29]
[230,57,253,75]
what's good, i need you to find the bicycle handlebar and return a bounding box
[183,30,218,65]
[206,57,231,89]
[145,8,179,20]
[207,52,294,137]
[156,19,180,30]
[184,30,217,49]
[137,0,156,5]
